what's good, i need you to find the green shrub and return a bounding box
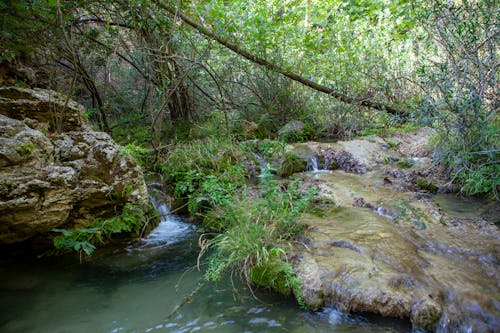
[239,139,285,162]
[280,122,315,143]
[418,1,498,199]
[159,138,251,216]
[52,203,146,259]
[277,152,307,177]
[120,143,152,169]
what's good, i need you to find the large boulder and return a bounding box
[0,87,149,246]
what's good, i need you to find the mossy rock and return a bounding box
[250,256,295,296]
[396,158,415,168]
[415,178,439,192]
[277,152,307,177]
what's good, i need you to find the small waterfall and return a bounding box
[306,156,329,173]
[254,153,269,174]
[140,189,195,248]
[307,156,319,172]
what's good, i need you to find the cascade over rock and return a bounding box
[0,87,149,247]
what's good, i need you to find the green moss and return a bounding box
[396,158,414,168]
[277,152,307,177]
[415,178,438,192]
[16,140,36,157]
[249,251,304,306]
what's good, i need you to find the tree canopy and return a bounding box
[0,0,498,197]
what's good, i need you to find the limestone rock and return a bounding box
[0,87,84,131]
[293,170,499,331]
[0,87,149,246]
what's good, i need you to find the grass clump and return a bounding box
[199,168,315,305]
[396,158,415,169]
[415,178,438,192]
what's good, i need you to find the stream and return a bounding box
[0,189,412,333]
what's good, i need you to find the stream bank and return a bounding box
[286,132,499,332]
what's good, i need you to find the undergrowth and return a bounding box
[156,138,252,218]
[52,203,146,260]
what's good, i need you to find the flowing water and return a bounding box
[0,191,412,333]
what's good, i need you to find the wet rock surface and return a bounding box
[290,132,499,331]
[0,87,149,246]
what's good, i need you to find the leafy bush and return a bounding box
[120,143,152,168]
[418,0,498,198]
[277,152,307,177]
[158,138,251,216]
[52,203,146,258]
[239,139,285,162]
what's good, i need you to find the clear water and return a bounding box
[0,201,411,333]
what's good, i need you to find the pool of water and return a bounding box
[0,201,412,333]
[433,193,500,225]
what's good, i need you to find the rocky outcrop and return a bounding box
[0,87,149,246]
[290,133,499,331]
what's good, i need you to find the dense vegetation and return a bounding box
[1,0,497,299]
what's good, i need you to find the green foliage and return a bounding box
[93,203,145,238]
[52,203,146,257]
[417,0,498,198]
[52,228,98,256]
[277,152,307,177]
[159,138,250,216]
[200,167,315,305]
[121,143,151,168]
[415,178,438,192]
[111,113,152,145]
[239,139,285,162]
[280,122,315,143]
[16,140,36,157]
[359,115,420,138]
[249,248,304,307]
[0,0,56,62]
[396,158,414,169]
[107,185,133,206]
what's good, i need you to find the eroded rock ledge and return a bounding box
[0,87,149,247]
[290,134,499,332]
